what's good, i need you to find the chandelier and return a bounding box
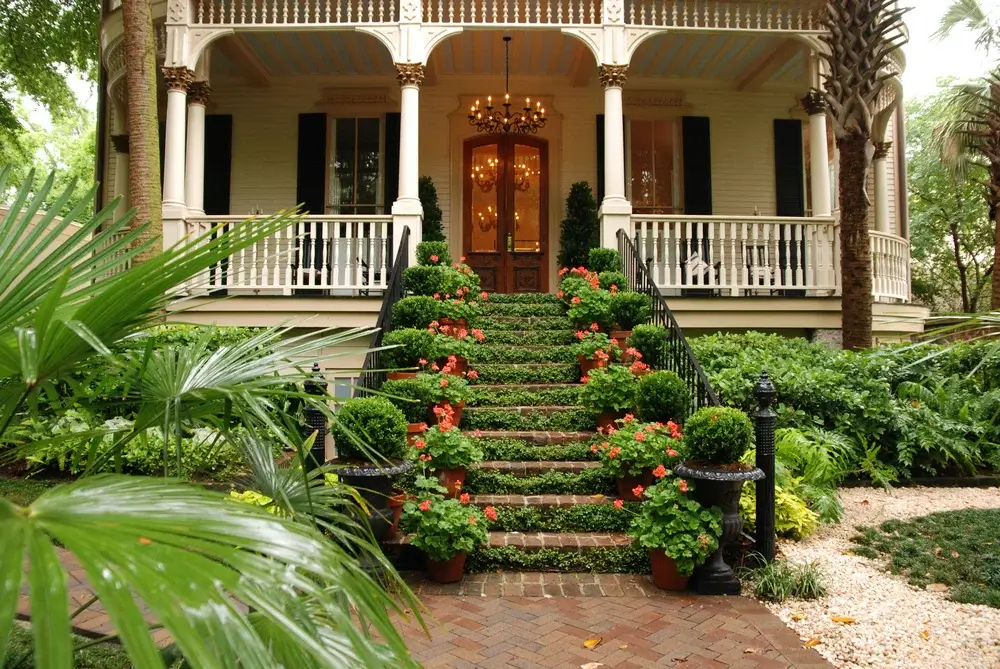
[470,158,536,193]
[468,36,546,135]
[475,206,498,232]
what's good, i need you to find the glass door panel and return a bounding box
[469,142,501,253]
[512,143,541,252]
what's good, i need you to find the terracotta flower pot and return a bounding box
[387,371,418,380]
[438,356,468,376]
[616,470,655,501]
[439,317,469,336]
[407,422,428,447]
[610,330,632,352]
[648,548,690,591]
[597,409,626,431]
[386,489,409,541]
[578,354,609,378]
[436,466,467,498]
[426,551,468,584]
[430,400,464,427]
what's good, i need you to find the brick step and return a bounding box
[472,383,579,391]
[467,493,614,508]
[474,460,600,475]
[465,405,578,417]
[464,430,595,445]
[387,531,632,551]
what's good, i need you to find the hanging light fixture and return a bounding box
[471,157,536,193]
[468,36,547,135]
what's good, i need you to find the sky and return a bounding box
[901,0,995,99]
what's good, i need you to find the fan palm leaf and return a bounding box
[934,0,1000,52]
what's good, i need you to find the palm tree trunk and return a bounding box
[838,132,873,350]
[992,203,1000,310]
[121,0,162,265]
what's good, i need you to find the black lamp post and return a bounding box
[303,362,328,471]
[754,371,777,562]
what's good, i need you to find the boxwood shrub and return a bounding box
[636,370,690,424]
[684,406,754,465]
[331,397,408,462]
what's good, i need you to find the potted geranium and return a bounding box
[428,323,483,375]
[609,291,652,350]
[382,328,437,380]
[627,477,722,591]
[411,415,483,497]
[595,415,683,500]
[579,365,636,430]
[674,406,763,595]
[401,476,495,583]
[573,329,620,377]
[417,370,472,426]
[330,396,412,541]
[568,284,614,332]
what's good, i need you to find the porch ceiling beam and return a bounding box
[734,38,802,92]
[569,43,590,87]
[215,35,272,87]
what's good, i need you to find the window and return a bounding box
[628,119,682,214]
[328,118,382,215]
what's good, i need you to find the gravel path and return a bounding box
[762,486,1000,669]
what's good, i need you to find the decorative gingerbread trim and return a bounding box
[873,141,893,160]
[111,134,130,154]
[395,63,425,87]
[801,90,826,116]
[161,66,194,92]
[188,81,212,106]
[598,65,628,89]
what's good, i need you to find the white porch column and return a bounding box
[111,134,130,220]
[802,91,831,217]
[392,63,425,267]
[598,65,632,248]
[185,81,210,216]
[161,66,193,248]
[873,141,892,233]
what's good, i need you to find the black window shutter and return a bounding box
[773,118,806,291]
[296,113,327,214]
[596,114,605,201]
[682,116,712,215]
[383,112,400,212]
[203,114,233,215]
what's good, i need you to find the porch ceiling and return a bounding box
[210,29,806,88]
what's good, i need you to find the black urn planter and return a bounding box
[675,462,764,596]
[337,459,414,542]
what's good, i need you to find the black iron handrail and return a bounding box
[617,229,720,409]
[357,226,410,392]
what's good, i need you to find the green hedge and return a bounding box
[488,502,639,533]
[462,407,595,432]
[463,466,613,495]
[475,438,597,462]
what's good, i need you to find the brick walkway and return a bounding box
[19,550,831,668]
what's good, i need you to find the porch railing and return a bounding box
[185,214,393,295]
[623,0,826,30]
[357,226,409,392]
[193,0,399,24]
[618,229,720,410]
[871,231,909,303]
[631,214,839,297]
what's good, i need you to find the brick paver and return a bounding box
[465,405,580,417]
[386,530,634,550]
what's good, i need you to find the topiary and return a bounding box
[610,291,652,330]
[381,379,429,424]
[588,248,621,274]
[557,182,599,269]
[403,265,449,296]
[683,406,754,465]
[419,176,445,242]
[636,371,691,424]
[331,397,408,462]
[629,324,671,364]
[392,296,445,329]
[382,328,437,369]
[416,240,451,266]
[598,271,628,291]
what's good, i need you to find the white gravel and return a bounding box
[761,486,1000,669]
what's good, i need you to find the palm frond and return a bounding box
[934,0,999,52]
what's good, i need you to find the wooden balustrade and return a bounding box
[624,0,825,30]
[185,215,393,295]
[193,0,398,25]
[422,0,597,24]
[870,231,909,302]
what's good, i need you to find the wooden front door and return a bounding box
[463,135,549,293]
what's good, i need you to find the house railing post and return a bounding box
[303,362,329,471]
[754,371,777,562]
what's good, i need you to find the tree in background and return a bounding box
[557,182,599,269]
[816,0,907,351]
[908,90,995,313]
[419,176,444,242]
[121,0,162,262]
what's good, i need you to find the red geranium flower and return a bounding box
[480,291,489,300]
[484,505,497,521]
[678,479,689,493]
[419,500,432,511]
[414,439,426,450]
[580,375,590,383]
[632,485,645,497]
[466,369,479,380]
[590,322,599,331]
[460,493,470,504]
[634,431,647,442]
[430,254,439,262]
[667,448,679,458]
[571,296,581,305]
[652,464,667,478]
[608,446,621,459]
[613,499,624,509]
[468,516,477,524]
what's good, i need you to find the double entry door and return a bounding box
[463,135,549,293]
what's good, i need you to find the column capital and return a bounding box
[873,141,893,160]
[598,65,628,89]
[188,81,212,106]
[162,66,195,92]
[800,89,827,116]
[395,63,425,88]
[111,134,130,154]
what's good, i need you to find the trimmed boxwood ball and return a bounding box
[392,295,445,329]
[416,240,451,266]
[403,265,449,296]
[629,324,671,363]
[610,291,652,330]
[636,371,690,424]
[683,406,754,466]
[598,270,628,291]
[588,248,621,273]
[381,328,436,369]
[331,397,408,462]
[380,379,428,424]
